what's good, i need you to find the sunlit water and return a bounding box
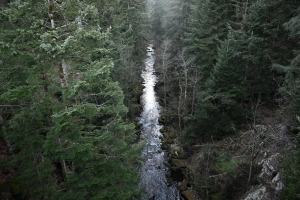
[139,45,183,200]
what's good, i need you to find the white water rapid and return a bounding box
[139,45,183,200]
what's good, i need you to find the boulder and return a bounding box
[254,125,267,133]
[257,153,280,179]
[253,153,284,195]
[272,173,284,191]
[244,186,267,200]
[180,179,188,191]
[163,161,172,168]
[181,189,198,200]
[170,144,184,159]
[171,159,186,168]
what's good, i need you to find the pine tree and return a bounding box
[184,0,236,81]
[0,0,144,199]
[274,5,300,113]
[97,0,147,118]
[271,5,300,200]
[151,0,166,40]
[181,0,298,144]
[164,0,190,55]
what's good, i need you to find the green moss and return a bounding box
[8,179,26,195]
[171,159,186,168]
[168,132,177,139]
[164,139,174,144]
[215,154,243,176]
[212,194,222,200]
[172,147,183,158]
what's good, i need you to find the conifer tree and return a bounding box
[0,0,144,199]
[97,0,147,117]
[184,0,236,82]
[274,5,300,113]
[151,0,165,40]
[164,0,190,55]
[181,0,297,143]
[271,12,300,195]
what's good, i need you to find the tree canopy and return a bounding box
[0,0,146,199]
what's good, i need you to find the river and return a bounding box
[139,45,183,200]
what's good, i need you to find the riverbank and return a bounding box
[151,39,299,199]
[158,101,297,200]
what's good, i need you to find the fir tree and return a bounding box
[0,0,145,199]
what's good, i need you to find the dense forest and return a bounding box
[149,0,300,199]
[0,0,147,199]
[1,0,300,199]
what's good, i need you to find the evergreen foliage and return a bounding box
[282,141,300,200]
[0,0,146,199]
[184,0,236,81]
[276,8,300,198]
[151,0,166,40]
[274,5,300,113]
[2,0,300,199]
[164,0,190,55]
[156,0,298,143]
[107,0,147,118]
[150,0,300,198]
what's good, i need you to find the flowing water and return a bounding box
[139,45,183,200]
